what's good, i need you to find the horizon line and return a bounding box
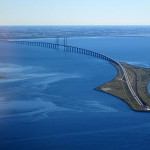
[0,25,150,26]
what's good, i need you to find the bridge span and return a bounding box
[0,40,147,110]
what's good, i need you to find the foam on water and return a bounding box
[86,101,118,112]
[0,62,119,119]
[0,63,81,84]
[0,63,82,120]
[0,97,71,119]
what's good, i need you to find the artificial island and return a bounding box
[95,62,150,112]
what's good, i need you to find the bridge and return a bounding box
[0,40,148,110]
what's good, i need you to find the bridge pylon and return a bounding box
[56,35,60,50]
[64,37,68,51]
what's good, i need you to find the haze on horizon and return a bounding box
[0,0,150,26]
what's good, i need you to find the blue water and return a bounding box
[0,37,150,150]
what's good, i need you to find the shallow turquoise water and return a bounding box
[0,37,150,150]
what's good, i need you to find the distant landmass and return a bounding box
[0,25,150,39]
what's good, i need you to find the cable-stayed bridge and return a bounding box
[0,40,148,110]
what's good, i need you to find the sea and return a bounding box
[0,36,150,150]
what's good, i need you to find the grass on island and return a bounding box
[95,62,150,111]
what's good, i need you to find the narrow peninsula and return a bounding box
[95,62,150,112]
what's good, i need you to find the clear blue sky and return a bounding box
[0,0,150,25]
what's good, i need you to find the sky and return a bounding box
[0,0,150,25]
